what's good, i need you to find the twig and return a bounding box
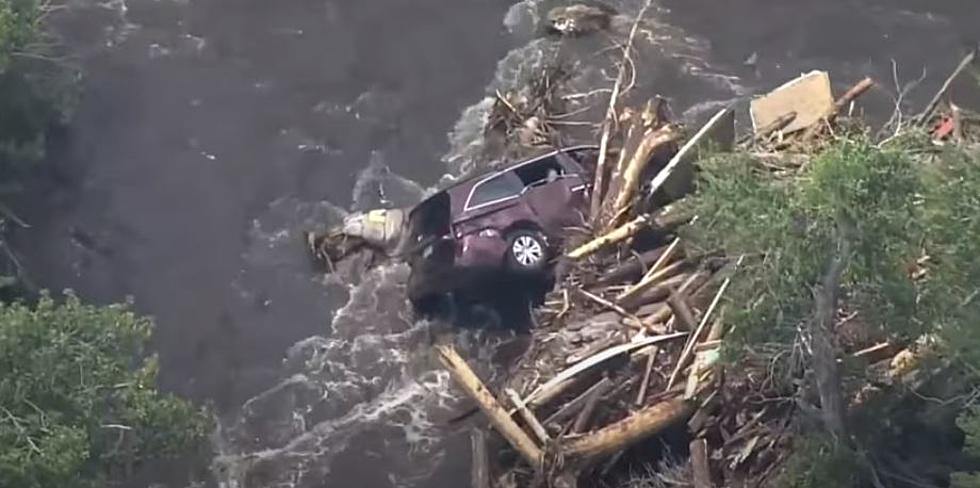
[635,346,659,406]
[915,49,977,126]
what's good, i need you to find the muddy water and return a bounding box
[11,0,978,486]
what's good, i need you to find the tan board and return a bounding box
[750,71,834,134]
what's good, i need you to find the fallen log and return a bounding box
[436,345,544,469]
[567,214,651,260]
[562,397,694,460]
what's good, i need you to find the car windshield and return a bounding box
[466,171,524,209]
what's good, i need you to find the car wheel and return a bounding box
[506,230,548,273]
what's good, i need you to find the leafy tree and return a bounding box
[0,292,211,488]
[0,0,78,170]
[679,136,980,485]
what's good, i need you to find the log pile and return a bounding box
[432,69,948,487]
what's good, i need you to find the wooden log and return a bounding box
[505,388,551,445]
[567,214,651,260]
[436,345,543,469]
[690,438,714,488]
[607,125,682,229]
[667,292,698,332]
[471,429,491,488]
[562,398,694,460]
[833,77,875,115]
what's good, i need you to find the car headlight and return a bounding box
[478,228,500,238]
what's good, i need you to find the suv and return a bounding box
[403,145,599,308]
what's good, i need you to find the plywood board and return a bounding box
[750,71,834,134]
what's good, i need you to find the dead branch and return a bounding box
[916,49,977,126]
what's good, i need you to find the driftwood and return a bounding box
[567,214,650,259]
[436,345,544,469]
[562,398,694,459]
[667,292,698,332]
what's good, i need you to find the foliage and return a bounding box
[0,0,78,171]
[954,407,980,488]
[681,139,924,347]
[0,292,211,488]
[773,434,864,488]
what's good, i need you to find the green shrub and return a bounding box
[0,292,211,488]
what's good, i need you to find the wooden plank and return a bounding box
[750,71,834,134]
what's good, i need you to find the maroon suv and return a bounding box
[403,145,599,307]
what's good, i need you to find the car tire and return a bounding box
[505,229,548,273]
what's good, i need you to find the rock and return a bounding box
[545,4,615,37]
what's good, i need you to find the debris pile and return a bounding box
[435,55,980,487]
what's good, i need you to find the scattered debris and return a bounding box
[304,34,980,488]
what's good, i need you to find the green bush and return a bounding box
[681,139,923,347]
[0,293,211,488]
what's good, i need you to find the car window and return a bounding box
[467,171,524,209]
[514,156,565,187]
